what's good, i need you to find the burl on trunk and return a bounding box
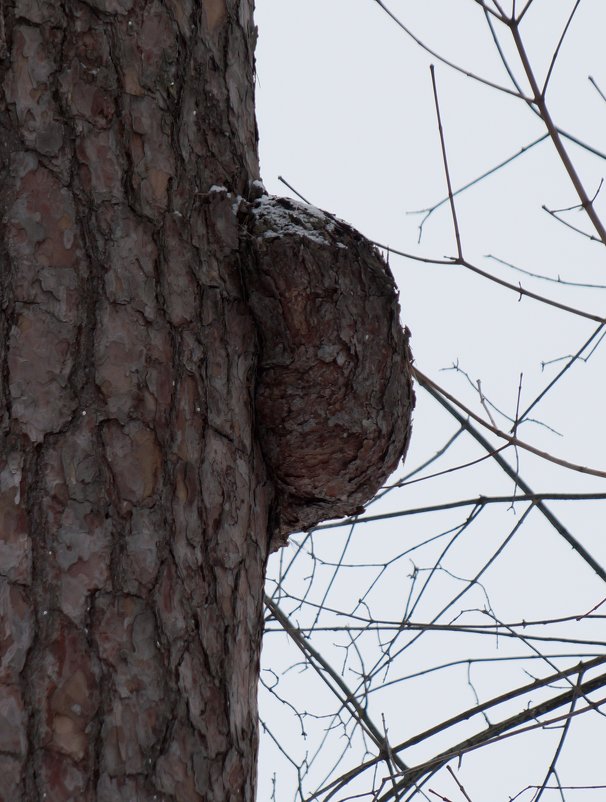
[0,2,413,801]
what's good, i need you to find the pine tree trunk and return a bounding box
[0,2,269,800]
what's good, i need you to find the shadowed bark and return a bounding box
[0,1,413,800]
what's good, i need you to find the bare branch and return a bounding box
[264,595,409,773]
[516,0,538,23]
[314,656,606,800]
[487,254,606,289]
[414,367,606,478]
[415,371,606,582]
[410,136,548,241]
[589,75,606,103]
[482,4,525,94]
[371,0,529,100]
[533,668,584,802]
[518,322,606,424]
[313,492,606,530]
[510,20,606,245]
[430,65,463,260]
[542,0,582,97]
[458,257,606,323]
[543,203,603,242]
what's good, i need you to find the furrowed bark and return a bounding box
[0,2,268,800]
[0,2,414,800]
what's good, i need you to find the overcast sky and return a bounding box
[253,3,606,800]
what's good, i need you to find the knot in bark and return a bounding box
[241,195,415,549]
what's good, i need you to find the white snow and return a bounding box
[251,194,346,247]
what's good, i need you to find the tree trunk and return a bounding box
[0,2,415,800]
[0,2,269,800]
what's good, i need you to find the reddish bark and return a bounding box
[0,1,413,800]
[1,2,268,800]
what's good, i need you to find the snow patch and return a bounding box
[251,195,341,247]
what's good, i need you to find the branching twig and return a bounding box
[414,367,606,479]
[542,0,582,97]
[313,492,606,530]
[415,371,606,582]
[311,656,606,800]
[264,595,409,773]
[377,677,606,799]
[409,135,549,241]
[372,0,527,100]
[510,20,606,245]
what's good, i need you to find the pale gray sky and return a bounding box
[254,3,606,800]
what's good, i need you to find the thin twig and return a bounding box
[556,127,606,161]
[376,681,606,800]
[533,668,584,802]
[589,75,606,103]
[542,204,603,243]
[415,372,606,582]
[516,0,538,23]
[542,0,582,96]
[447,766,474,802]
[487,254,606,289]
[372,0,529,101]
[482,4,525,94]
[409,135,549,241]
[312,656,606,800]
[510,20,606,245]
[264,595,408,772]
[430,65,463,260]
[414,367,606,479]
[472,0,506,20]
[276,175,606,320]
[518,322,606,424]
[313,492,606,530]
[278,175,311,204]
[459,257,606,323]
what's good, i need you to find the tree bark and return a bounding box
[0,2,269,800]
[0,2,415,800]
